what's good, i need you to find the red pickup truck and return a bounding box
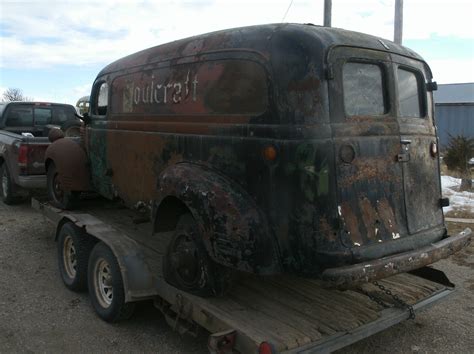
[0,101,81,204]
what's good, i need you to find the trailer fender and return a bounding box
[45,138,90,191]
[155,163,281,274]
[54,216,157,302]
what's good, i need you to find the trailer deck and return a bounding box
[32,197,459,353]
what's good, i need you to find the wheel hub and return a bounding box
[171,234,199,286]
[63,235,77,279]
[53,173,64,200]
[1,173,8,198]
[95,258,113,308]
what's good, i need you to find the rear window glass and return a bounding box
[34,108,52,125]
[5,106,33,126]
[397,68,423,118]
[343,62,386,116]
[53,106,75,124]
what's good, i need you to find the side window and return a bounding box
[34,108,52,125]
[397,68,424,118]
[343,62,387,116]
[5,106,33,126]
[95,82,108,116]
[52,107,74,124]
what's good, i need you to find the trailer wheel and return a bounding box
[0,163,17,205]
[47,162,78,209]
[57,222,94,292]
[164,213,232,297]
[88,242,135,322]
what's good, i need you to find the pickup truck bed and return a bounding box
[32,197,460,353]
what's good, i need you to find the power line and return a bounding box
[281,0,294,22]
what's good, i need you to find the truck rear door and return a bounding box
[392,54,443,234]
[327,46,407,249]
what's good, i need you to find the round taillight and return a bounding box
[430,142,438,157]
[259,342,275,354]
[340,144,355,163]
[263,145,277,162]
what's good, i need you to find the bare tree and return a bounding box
[2,88,33,102]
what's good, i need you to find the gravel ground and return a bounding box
[0,200,473,353]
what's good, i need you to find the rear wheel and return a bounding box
[88,242,135,322]
[164,213,232,297]
[0,163,17,205]
[57,222,95,292]
[47,162,79,209]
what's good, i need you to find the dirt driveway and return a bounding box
[1,201,473,353]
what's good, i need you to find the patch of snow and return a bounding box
[441,175,474,214]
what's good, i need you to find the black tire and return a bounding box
[0,163,17,205]
[57,222,95,292]
[47,162,79,209]
[163,213,233,297]
[88,242,135,322]
[61,120,82,137]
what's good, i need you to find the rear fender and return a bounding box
[155,163,281,274]
[45,138,90,191]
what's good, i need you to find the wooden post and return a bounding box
[324,0,332,27]
[394,0,403,44]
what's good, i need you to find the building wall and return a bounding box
[434,104,474,148]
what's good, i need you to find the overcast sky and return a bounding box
[1,0,473,104]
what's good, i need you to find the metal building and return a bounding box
[434,83,474,148]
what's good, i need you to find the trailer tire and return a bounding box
[0,163,17,205]
[164,213,233,297]
[47,162,79,209]
[57,222,94,292]
[88,242,135,322]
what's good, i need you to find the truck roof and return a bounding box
[97,23,425,77]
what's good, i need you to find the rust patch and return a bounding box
[340,202,363,246]
[359,197,379,241]
[338,157,399,189]
[319,217,337,242]
[376,198,398,237]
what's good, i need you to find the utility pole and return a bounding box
[394,0,403,44]
[324,0,332,27]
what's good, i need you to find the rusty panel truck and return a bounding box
[44,24,471,296]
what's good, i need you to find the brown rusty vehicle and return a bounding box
[45,24,471,296]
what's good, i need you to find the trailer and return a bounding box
[32,197,468,353]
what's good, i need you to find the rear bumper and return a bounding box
[322,228,472,289]
[17,175,46,189]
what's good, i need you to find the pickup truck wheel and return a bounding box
[0,163,17,205]
[164,213,233,297]
[47,163,79,209]
[57,222,95,292]
[88,242,135,322]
